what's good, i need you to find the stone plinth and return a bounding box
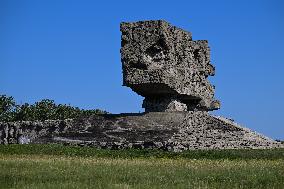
[0,113,282,151]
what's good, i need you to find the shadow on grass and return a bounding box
[0,144,283,160]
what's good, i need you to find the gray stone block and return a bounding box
[120,20,220,111]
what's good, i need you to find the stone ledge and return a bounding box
[0,112,282,152]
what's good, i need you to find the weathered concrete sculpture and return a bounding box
[120,20,220,112]
[0,20,282,151]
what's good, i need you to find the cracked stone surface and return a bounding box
[0,113,282,151]
[121,20,220,112]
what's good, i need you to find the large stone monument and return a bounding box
[120,20,220,112]
[0,20,282,151]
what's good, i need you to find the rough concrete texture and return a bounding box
[0,113,282,151]
[0,120,73,145]
[121,20,220,112]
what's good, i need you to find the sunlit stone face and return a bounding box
[120,20,220,112]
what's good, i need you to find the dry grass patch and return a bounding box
[0,153,283,189]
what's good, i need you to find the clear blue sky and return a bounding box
[1,0,283,139]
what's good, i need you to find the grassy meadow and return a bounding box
[0,145,284,189]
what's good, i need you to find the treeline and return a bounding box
[0,94,107,122]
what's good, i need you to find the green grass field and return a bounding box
[0,145,284,189]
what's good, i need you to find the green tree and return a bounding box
[0,94,107,122]
[54,104,80,120]
[33,99,57,121]
[14,103,35,121]
[0,95,16,121]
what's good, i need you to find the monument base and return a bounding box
[0,112,282,151]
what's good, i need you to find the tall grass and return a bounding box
[0,145,283,189]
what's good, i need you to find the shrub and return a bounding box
[0,95,16,121]
[0,94,107,122]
